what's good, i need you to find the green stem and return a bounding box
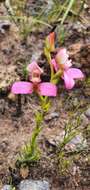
[34,18,52,28]
[49,58,54,82]
[56,0,69,21]
[53,70,62,79]
[61,0,75,25]
[45,51,54,82]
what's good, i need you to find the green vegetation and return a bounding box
[56,111,88,174]
[18,112,43,165]
[2,0,85,39]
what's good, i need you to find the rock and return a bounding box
[0,99,5,114]
[80,113,89,127]
[45,112,59,122]
[44,129,65,149]
[19,180,50,190]
[65,134,87,152]
[85,108,90,118]
[0,140,8,153]
[72,21,86,33]
[1,185,11,190]
[0,20,11,34]
[73,98,78,107]
[46,0,54,12]
[84,3,89,9]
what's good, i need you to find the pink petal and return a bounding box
[66,68,84,79]
[27,61,43,74]
[56,48,69,65]
[64,60,72,69]
[11,82,33,94]
[51,59,58,71]
[38,82,57,96]
[63,71,75,89]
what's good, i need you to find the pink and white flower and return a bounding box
[51,48,84,89]
[11,61,57,96]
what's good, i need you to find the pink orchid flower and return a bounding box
[11,61,57,96]
[51,48,84,89]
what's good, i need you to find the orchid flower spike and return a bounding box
[45,32,55,52]
[12,61,57,97]
[51,48,84,89]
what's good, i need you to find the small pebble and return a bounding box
[80,113,89,127]
[0,20,11,34]
[85,108,90,118]
[45,112,59,122]
[19,179,50,190]
[1,185,11,190]
[65,134,87,152]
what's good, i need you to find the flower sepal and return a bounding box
[45,32,55,52]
